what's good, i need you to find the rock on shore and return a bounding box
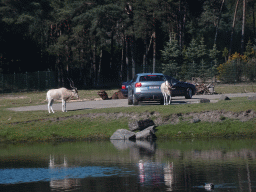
[111,119,157,141]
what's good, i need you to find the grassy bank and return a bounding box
[214,83,256,94]
[1,113,255,143]
[0,86,256,143]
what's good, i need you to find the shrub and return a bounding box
[217,52,247,83]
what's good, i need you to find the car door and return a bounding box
[165,76,185,96]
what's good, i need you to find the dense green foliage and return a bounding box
[0,0,256,86]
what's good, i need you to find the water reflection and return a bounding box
[49,155,81,191]
[138,160,165,187]
[164,161,174,191]
[110,139,156,153]
[0,138,256,192]
[112,140,174,190]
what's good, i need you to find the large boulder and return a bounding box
[110,129,136,140]
[135,126,156,141]
[128,119,155,132]
[110,120,157,141]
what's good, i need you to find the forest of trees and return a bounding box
[0,0,255,88]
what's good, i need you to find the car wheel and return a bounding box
[185,88,192,99]
[133,93,139,105]
[128,96,133,105]
[160,98,164,105]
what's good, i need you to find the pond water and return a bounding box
[0,138,256,192]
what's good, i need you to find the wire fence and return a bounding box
[0,71,57,93]
[1,64,255,94]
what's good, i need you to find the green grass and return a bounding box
[215,83,256,94]
[156,119,256,139]
[0,116,128,142]
[1,97,255,125]
[0,85,256,143]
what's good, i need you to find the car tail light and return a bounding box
[135,82,142,87]
[122,85,126,89]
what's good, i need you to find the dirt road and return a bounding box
[8,93,256,112]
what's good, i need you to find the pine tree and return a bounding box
[197,37,207,61]
[209,44,220,81]
[244,39,254,58]
[185,38,199,79]
[161,33,181,77]
[222,47,229,62]
[198,59,207,82]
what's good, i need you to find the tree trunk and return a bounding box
[56,56,60,87]
[98,49,102,85]
[130,36,135,79]
[153,31,156,73]
[144,33,154,73]
[79,49,84,86]
[229,0,240,57]
[179,0,182,48]
[182,5,186,48]
[241,0,246,53]
[91,42,96,86]
[125,36,129,81]
[110,31,113,69]
[214,0,225,46]
[143,38,147,73]
[253,2,256,37]
[66,45,70,78]
[120,37,124,83]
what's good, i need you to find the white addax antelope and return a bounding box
[161,80,173,105]
[46,79,79,113]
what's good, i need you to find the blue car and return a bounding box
[127,73,196,105]
[121,80,133,97]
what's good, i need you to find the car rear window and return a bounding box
[139,75,165,82]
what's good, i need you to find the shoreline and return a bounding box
[1,109,256,143]
[1,90,256,144]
